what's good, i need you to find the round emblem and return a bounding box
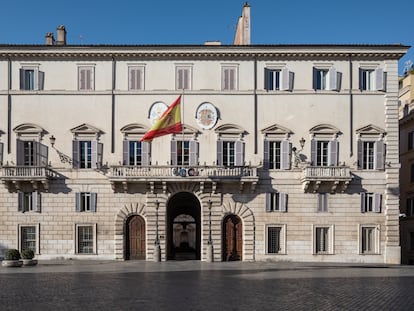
[149,102,168,126]
[196,102,218,130]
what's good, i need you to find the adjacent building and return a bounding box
[0,5,409,263]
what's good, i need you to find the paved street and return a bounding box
[1,260,414,310]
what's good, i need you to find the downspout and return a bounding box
[111,56,116,153]
[349,54,353,157]
[254,55,258,155]
[7,57,12,154]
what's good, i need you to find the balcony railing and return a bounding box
[0,166,53,179]
[301,165,352,192]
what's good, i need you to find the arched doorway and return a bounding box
[167,192,201,260]
[125,215,146,260]
[222,214,243,261]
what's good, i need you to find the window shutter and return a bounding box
[235,141,244,166]
[318,193,327,212]
[171,140,177,165]
[189,141,198,166]
[216,140,223,166]
[329,140,339,166]
[357,140,363,169]
[16,139,25,165]
[72,140,80,169]
[374,68,384,91]
[358,68,364,90]
[264,68,270,90]
[37,143,49,166]
[129,68,136,90]
[265,193,272,212]
[312,68,318,90]
[328,67,337,90]
[360,193,366,213]
[79,68,85,90]
[184,69,189,89]
[38,71,45,90]
[280,193,287,212]
[374,141,385,170]
[289,71,294,91]
[142,141,150,166]
[0,142,3,164]
[263,140,270,170]
[75,193,81,212]
[336,72,342,91]
[18,191,24,212]
[88,68,94,90]
[91,140,98,169]
[230,68,236,90]
[281,140,291,170]
[33,191,41,213]
[91,192,97,212]
[97,143,103,168]
[280,68,289,90]
[374,193,382,213]
[19,68,25,90]
[310,139,317,165]
[123,140,129,165]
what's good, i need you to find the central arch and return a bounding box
[167,192,201,260]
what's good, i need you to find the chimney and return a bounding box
[45,32,55,46]
[233,2,251,45]
[56,25,67,46]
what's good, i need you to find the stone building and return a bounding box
[0,5,409,263]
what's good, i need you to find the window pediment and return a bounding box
[13,123,47,138]
[310,124,340,135]
[215,124,246,135]
[356,124,385,136]
[120,123,149,135]
[71,123,104,135]
[261,124,293,139]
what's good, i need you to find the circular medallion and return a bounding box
[196,102,218,130]
[149,102,168,126]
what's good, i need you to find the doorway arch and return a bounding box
[167,192,201,260]
[125,215,146,260]
[222,214,243,261]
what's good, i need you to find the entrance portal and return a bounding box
[167,192,201,260]
[222,214,243,261]
[125,215,146,260]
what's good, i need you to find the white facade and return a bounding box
[0,43,408,263]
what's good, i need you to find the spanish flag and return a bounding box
[141,96,182,142]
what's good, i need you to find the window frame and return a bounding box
[175,65,192,90]
[265,224,287,255]
[360,192,382,213]
[19,66,44,91]
[222,65,238,91]
[317,193,328,212]
[266,192,288,212]
[18,191,41,213]
[128,65,145,91]
[18,223,40,254]
[358,67,385,91]
[75,223,97,255]
[78,66,95,91]
[359,224,380,255]
[313,225,334,255]
[312,66,341,91]
[75,192,97,212]
[310,139,339,167]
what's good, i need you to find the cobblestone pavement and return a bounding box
[1,261,414,310]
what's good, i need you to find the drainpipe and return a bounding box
[254,55,258,155]
[349,54,353,157]
[7,57,11,154]
[111,56,116,153]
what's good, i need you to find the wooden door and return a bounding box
[223,215,242,261]
[128,216,146,260]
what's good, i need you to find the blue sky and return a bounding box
[1,0,413,74]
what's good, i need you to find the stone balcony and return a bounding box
[108,165,258,193]
[0,166,54,191]
[301,165,352,193]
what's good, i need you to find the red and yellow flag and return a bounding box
[141,96,182,142]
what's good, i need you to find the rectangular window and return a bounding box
[315,227,330,254]
[363,142,375,170]
[315,69,328,90]
[223,141,235,166]
[359,68,385,91]
[317,193,328,212]
[21,226,36,252]
[361,227,375,254]
[128,66,144,90]
[266,192,287,212]
[80,141,92,168]
[23,141,36,166]
[222,67,237,90]
[176,67,191,90]
[269,141,281,169]
[358,140,385,170]
[129,141,142,166]
[360,69,375,90]
[407,198,414,217]
[267,227,281,254]
[409,131,414,150]
[177,141,190,166]
[265,69,281,90]
[411,164,414,183]
[20,67,44,90]
[77,225,94,254]
[361,193,381,213]
[316,141,329,166]
[18,191,41,213]
[78,67,94,90]
[76,192,97,212]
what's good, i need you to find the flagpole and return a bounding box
[181,89,185,167]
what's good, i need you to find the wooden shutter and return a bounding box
[318,194,327,212]
[183,69,189,89]
[281,140,291,170]
[335,72,342,91]
[264,68,270,90]
[171,140,177,165]
[79,68,86,90]
[358,68,364,90]
[374,141,385,170]
[97,143,103,168]
[328,67,337,90]
[91,192,97,212]
[310,139,317,165]
[91,140,98,169]
[279,193,287,212]
[263,140,270,170]
[16,139,25,165]
[19,68,25,90]
[360,193,366,213]
[75,193,81,212]
[72,140,80,169]
[357,140,363,169]
[142,141,150,166]
[374,193,382,213]
[18,191,24,212]
[235,141,244,166]
[280,68,289,90]
[289,71,294,91]
[123,140,129,165]
[189,141,198,166]
[33,191,41,213]
[329,140,339,166]
[374,68,384,91]
[38,71,45,90]
[0,142,3,164]
[37,143,48,166]
[129,68,141,90]
[265,193,272,212]
[312,67,318,90]
[216,140,223,166]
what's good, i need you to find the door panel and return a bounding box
[223,215,242,261]
[128,216,145,260]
